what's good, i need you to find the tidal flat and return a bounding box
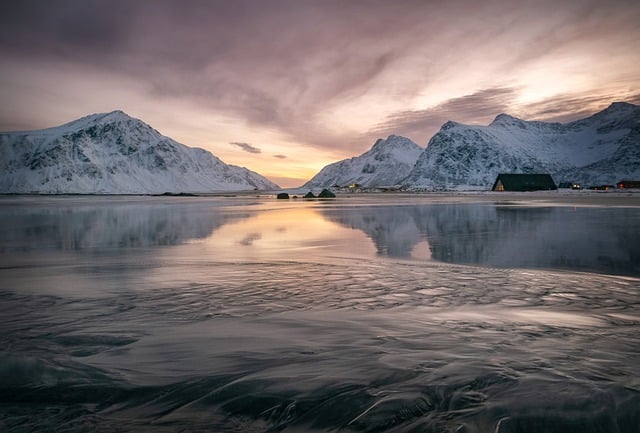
[1,192,639,432]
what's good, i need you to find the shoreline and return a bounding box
[1,189,640,207]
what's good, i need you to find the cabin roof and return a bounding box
[492,173,557,191]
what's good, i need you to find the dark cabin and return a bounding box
[617,180,640,189]
[492,174,557,191]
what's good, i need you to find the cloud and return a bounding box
[230,142,261,154]
[273,154,287,159]
[519,92,640,122]
[0,1,465,152]
[371,87,518,144]
[1,0,639,158]
[369,88,640,146]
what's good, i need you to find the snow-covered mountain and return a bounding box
[304,135,422,188]
[404,102,640,189]
[0,111,279,194]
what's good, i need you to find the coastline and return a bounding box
[2,188,640,207]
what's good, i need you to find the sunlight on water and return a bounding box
[197,205,377,261]
[0,195,639,432]
[410,240,432,261]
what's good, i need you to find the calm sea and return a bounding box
[1,194,639,432]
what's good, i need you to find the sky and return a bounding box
[1,0,639,187]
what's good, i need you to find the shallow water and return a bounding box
[1,195,639,432]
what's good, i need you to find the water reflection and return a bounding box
[1,197,638,276]
[322,203,640,276]
[0,197,250,252]
[0,197,377,272]
[197,205,376,261]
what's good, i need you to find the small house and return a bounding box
[617,180,640,189]
[492,174,557,192]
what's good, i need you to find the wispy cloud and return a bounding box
[273,154,287,159]
[230,141,261,154]
[1,0,639,169]
[520,92,640,122]
[370,88,640,146]
[371,87,517,144]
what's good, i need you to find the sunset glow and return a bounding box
[1,0,639,187]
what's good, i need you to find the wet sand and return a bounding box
[1,194,639,432]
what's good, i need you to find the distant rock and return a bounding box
[157,192,199,197]
[318,188,336,198]
[303,191,316,198]
[304,135,422,188]
[277,192,290,199]
[0,110,279,194]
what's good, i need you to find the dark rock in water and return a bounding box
[318,189,336,198]
[277,192,290,199]
[157,192,198,197]
[304,191,316,198]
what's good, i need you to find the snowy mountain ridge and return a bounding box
[0,111,279,194]
[303,135,423,188]
[304,102,640,190]
[405,101,640,189]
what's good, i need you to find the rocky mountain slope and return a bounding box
[304,102,639,191]
[404,102,640,189]
[0,111,279,194]
[303,135,422,188]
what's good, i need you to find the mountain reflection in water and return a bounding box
[1,195,639,433]
[0,197,251,251]
[1,196,639,277]
[322,203,640,277]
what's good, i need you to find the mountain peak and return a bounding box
[59,110,138,132]
[1,111,279,193]
[86,110,135,124]
[441,120,459,130]
[101,109,129,120]
[304,135,422,188]
[607,101,635,109]
[601,101,638,116]
[577,101,640,128]
[490,113,524,126]
[371,134,414,150]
